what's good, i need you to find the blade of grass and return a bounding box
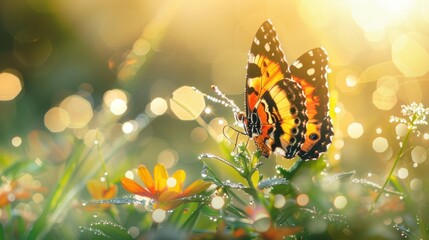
[26,142,86,239]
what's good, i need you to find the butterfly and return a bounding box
[236,20,333,160]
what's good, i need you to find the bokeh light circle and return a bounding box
[347,122,364,139]
[411,146,427,164]
[44,107,70,132]
[149,97,168,116]
[0,70,22,101]
[170,86,205,120]
[372,137,388,153]
[60,95,93,129]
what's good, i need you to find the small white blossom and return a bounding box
[390,102,429,131]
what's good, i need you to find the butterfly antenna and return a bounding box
[210,85,241,114]
[223,124,248,154]
[192,86,241,113]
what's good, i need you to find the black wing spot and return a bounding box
[291,127,298,135]
[247,63,262,78]
[294,118,301,125]
[290,106,297,115]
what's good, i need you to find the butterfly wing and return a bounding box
[290,48,334,160]
[245,20,307,158]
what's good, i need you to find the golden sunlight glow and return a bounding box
[11,136,22,147]
[170,86,205,120]
[211,196,225,210]
[349,0,411,33]
[347,122,364,139]
[0,70,22,101]
[149,97,168,116]
[44,107,70,132]
[392,33,429,77]
[298,0,340,28]
[60,95,93,129]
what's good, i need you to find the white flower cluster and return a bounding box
[390,102,429,130]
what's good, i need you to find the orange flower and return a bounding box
[121,163,212,210]
[0,181,31,208]
[86,179,117,210]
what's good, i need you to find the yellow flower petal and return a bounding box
[158,190,182,210]
[159,190,181,202]
[138,165,155,193]
[87,179,117,200]
[103,185,118,199]
[181,179,211,197]
[121,177,153,198]
[171,169,186,193]
[154,163,168,193]
[87,179,104,199]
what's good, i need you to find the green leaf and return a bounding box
[26,142,85,239]
[78,227,111,240]
[200,205,220,217]
[0,224,4,240]
[9,215,26,240]
[323,171,355,183]
[89,220,132,240]
[180,204,203,231]
[225,204,248,219]
[0,159,44,184]
[258,177,290,190]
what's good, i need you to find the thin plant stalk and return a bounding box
[369,116,415,215]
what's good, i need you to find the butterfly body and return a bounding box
[240,20,333,160]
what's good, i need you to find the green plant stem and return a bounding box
[418,212,428,240]
[150,222,159,231]
[96,131,110,188]
[369,124,413,215]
